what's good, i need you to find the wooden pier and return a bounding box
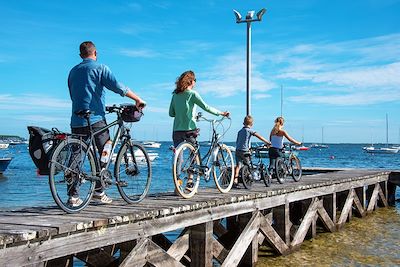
[0,168,397,267]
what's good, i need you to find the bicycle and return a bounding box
[272,144,302,184]
[240,145,271,189]
[48,104,151,213]
[172,112,234,199]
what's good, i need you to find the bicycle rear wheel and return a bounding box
[173,142,200,199]
[290,155,302,182]
[49,138,96,213]
[240,165,253,189]
[260,163,271,187]
[275,158,286,184]
[114,142,152,203]
[213,144,234,193]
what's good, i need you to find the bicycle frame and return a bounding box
[73,115,130,175]
[192,115,229,180]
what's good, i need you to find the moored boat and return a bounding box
[111,151,159,162]
[0,157,12,174]
[0,143,10,149]
[141,141,161,149]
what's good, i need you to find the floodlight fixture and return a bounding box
[233,9,242,23]
[256,8,266,21]
[246,11,255,20]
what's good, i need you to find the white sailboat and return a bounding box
[111,150,159,162]
[141,141,162,149]
[365,114,399,154]
[311,127,328,149]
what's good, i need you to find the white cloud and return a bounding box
[197,52,277,97]
[119,48,160,58]
[253,93,271,100]
[269,33,400,106]
[0,94,70,110]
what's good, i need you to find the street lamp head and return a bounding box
[233,9,242,23]
[256,8,267,21]
[246,10,255,20]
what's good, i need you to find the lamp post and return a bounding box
[233,8,266,116]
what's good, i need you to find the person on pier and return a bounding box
[269,117,301,173]
[67,41,145,207]
[234,115,271,187]
[169,70,229,190]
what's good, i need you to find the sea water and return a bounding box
[1,143,399,266]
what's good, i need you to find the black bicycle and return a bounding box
[240,145,271,188]
[273,144,302,184]
[48,104,151,213]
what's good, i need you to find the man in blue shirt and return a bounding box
[67,41,145,206]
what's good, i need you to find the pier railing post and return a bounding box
[323,193,337,225]
[190,221,213,267]
[273,201,290,245]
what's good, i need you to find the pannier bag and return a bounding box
[121,104,143,122]
[27,126,65,175]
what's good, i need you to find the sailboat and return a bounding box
[295,125,309,151]
[310,127,328,149]
[364,114,399,154]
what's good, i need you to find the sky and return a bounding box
[0,0,399,144]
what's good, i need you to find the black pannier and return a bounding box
[27,126,64,175]
[121,104,143,122]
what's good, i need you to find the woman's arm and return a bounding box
[193,91,222,116]
[282,130,301,145]
[169,96,175,117]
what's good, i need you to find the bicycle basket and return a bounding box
[121,104,143,122]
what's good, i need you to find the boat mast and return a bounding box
[386,113,388,147]
[280,85,283,117]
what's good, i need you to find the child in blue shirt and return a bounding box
[234,115,270,186]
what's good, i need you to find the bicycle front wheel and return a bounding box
[114,142,152,203]
[49,138,96,213]
[240,165,253,189]
[290,155,302,182]
[173,142,200,199]
[275,158,286,184]
[260,163,271,187]
[213,144,234,193]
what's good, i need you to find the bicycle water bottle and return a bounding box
[100,140,112,163]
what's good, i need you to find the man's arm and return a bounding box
[125,89,145,108]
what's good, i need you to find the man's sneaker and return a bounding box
[93,192,113,204]
[68,196,83,207]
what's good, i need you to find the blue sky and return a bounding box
[0,0,399,144]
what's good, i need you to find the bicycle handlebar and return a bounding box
[105,104,146,114]
[195,112,231,123]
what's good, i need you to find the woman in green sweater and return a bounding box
[169,70,229,147]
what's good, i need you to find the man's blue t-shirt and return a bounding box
[68,58,128,127]
[236,127,256,151]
